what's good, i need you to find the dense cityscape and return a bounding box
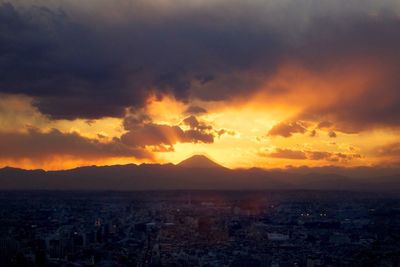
[0,191,399,267]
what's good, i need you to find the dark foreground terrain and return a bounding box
[0,191,399,267]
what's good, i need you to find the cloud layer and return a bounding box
[0,128,151,161]
[265,148,361,163]
[0,0,399,129]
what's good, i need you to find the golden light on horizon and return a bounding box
[1,63,399,171]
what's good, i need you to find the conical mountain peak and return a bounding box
[177,155,225,169]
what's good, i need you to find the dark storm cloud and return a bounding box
[294,13,400,72]
[0,1,282,119]
[1,0,400,129]
[0,128,151,160]
[0,3,123,118]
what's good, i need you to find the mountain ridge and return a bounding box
[0,155,399,192]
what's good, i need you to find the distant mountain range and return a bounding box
[0,155,399,192]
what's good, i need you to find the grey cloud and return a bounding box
[185,105,207,115]
[328,131,337,138]
[0,128,151,160]
[265,147,361,162]
[268,121,307,138]
[120,115,230,149]
[120,123,214,148]
[267,148,307,160]
[1,0,400,127]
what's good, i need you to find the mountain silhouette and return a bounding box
[0,156,399,192]
[178,155,225,169]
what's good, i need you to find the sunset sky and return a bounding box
[1,0,400,170]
